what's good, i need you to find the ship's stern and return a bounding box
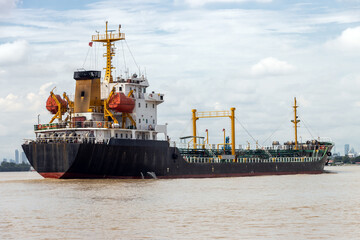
[22,142,81,179]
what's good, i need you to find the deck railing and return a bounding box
[32,136,98,144]
[183,156,322,164]
[177,142,325,152]
[91,33,125,41]
[34,121,133,131]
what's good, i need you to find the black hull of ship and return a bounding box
[22,139,328,179]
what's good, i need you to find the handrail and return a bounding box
[196,110,231,118]
[34,121,135,130]
[91,33,125,41]
[177,142,328,152]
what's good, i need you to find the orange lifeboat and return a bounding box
[46,95,68,114]
[108,92,135,113]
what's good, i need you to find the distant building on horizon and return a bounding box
[333,152,340,157]
[21,151,29,164]
[345,144,350,156]
[15,149,19,164]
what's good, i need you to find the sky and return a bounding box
[1,0,360,158]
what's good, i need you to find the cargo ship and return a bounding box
[22,22,333,179]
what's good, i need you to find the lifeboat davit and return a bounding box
[46,95,68,114]
[108,93,135,113]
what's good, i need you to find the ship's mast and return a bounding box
[92,21,125,83]
[291,97,300,149]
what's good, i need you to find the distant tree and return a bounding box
[0,161,30,171]
[334,156,343,163]
[353,156,360,163]
[343,156,351,163]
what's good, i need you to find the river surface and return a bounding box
[0,166,359,239]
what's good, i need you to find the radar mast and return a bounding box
[291,97,300,149]
[91,21,125,83]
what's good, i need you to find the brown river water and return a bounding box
[0,166,359,239]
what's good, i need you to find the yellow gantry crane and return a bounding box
[103,87,119,127]
[121,90,136,128]
[103,88,137,129]
[192,108,236,156]
[91,21,125,84]
[63,92,74,122]
[49,88,68,123]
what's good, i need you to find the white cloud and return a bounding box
[0,40,30,65]
[25,82,55,111]
[336,0,360,2]
[326,26,360,51]
[39,82,55,96]
[251,57,295,76]
[0,82,53,114]
[26,92,36,101]
[0,0,18,14]
[0,93,23,112]
[182,0,272,7]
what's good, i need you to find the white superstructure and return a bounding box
[35,22,166,144]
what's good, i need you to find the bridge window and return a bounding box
[138,103,141,108]
[81,91,85,97]
[146,103,148,108]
